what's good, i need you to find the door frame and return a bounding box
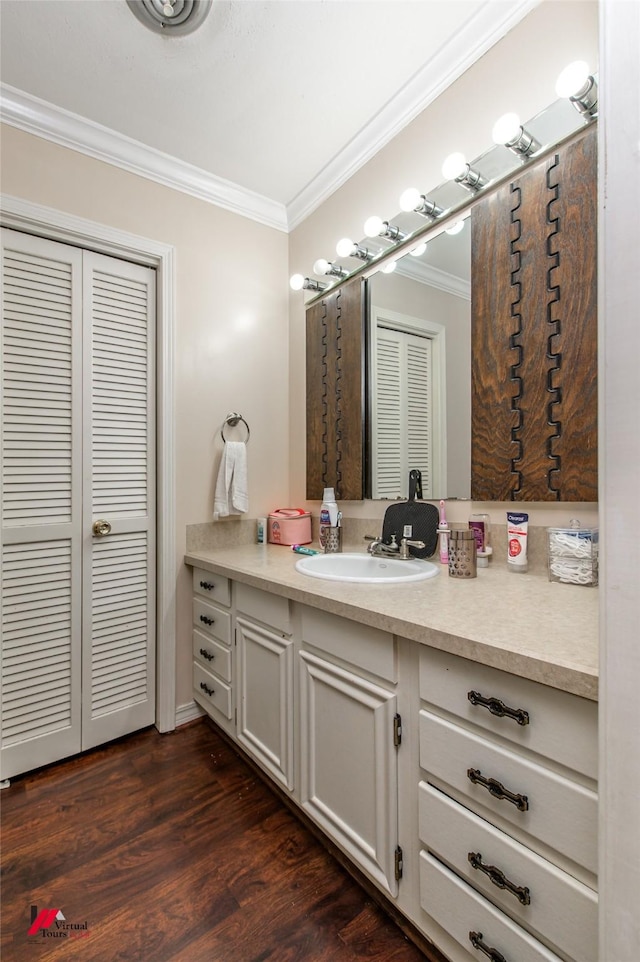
[0,193,177,732]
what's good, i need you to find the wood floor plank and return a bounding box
[1,720,435,962]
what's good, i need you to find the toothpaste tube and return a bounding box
[292,545,320,556]
[507,511,529,573]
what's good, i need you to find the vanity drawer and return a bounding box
[193,628,232,682]
[420,710,597,874]
[193,662,232,720]
[235,582,291,634]
[301,606,396,683]
[419,782,597,962]
[193,597,232,646]
[420,852,563,962]
[192,567,231,607]
[419,647,597,779]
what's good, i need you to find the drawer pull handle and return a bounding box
[468,852,531,905]
[467,768,529,812]
[199,648,214,662]
[468,690,530,726]
[469,931,508,962]
[199,615,215,626]
[199,580,215,591]
[200,681,215,697]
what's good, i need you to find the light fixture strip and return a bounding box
[302,117,595,307]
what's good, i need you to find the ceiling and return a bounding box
[0,0,539,230]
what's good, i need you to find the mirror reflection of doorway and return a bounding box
[370,306,446,500]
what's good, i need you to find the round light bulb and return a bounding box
[445,220,465,236]
[364,215,384,238]
[381,260,397,274]
[409,242,427,257]
[441,152,468,181]
[399,187,422,212]
[336,238,355,258]
[313,258,331,276]
[492,112,522,146]
[289,274,305,291]
[556,60,590,99]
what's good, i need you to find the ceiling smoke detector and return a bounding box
[126,0,212,36]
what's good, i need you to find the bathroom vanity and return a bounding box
[185,543,598,962]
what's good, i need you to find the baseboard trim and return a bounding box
[175,700,205,727]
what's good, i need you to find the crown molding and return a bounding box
[286,0,541,230]
[394,257,470,301]
[0,84,288,233]
[0,0,538,235]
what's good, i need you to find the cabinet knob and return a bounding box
[199,615,215,626]
[199,648,214,662]
[200,681,214,697]
[199,580,215,591]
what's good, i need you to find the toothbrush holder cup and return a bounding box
[324,527,343,554]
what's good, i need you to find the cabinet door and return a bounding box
[236,617,294,790]
[299,650,399,896]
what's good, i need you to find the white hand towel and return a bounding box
[213,441,249,520]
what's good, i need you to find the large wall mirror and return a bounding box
[304,86,598,503]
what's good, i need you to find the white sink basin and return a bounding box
[295,551,439,584]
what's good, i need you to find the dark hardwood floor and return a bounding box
[1,718,442,962]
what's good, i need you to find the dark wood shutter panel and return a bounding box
[306,278,365,500]
[471,125,597,501]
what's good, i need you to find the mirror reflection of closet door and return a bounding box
[370,306,446,500]
[0,230,156,781]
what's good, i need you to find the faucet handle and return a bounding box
[400,537,426,559]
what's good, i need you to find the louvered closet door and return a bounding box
[1,231,83,779]
[1,232,156,780]
[372,326,433,499]
[81,252,155,750]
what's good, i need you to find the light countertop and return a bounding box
[185,544,598,700]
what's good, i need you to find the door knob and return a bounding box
[92,519,112,537]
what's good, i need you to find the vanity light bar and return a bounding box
[399,188,444,219]
[335,238,374,262]
[492,113,541,157]
[313,258,349,279]
[555,61,598,117]
[363,216,408,242]
[289,274,328,293]
[442,153,488,192]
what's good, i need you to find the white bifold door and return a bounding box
[1,229,156,781]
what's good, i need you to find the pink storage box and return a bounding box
[268,509,312,545]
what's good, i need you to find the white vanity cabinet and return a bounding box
[417,647,598,962]
[192,567,233,732]
[298,606,401,896]
[235,583,294,791]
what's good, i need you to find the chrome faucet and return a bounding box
[398,537,425,559]
[365,534,425,559]
[365,534,400,557]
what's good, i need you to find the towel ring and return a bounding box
[221,412,250,444]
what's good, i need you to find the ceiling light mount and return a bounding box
[126,0,212,36]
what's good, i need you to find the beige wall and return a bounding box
[1,125,290,707]
[288,0,599,531]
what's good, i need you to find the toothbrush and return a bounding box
[438,500,449,565]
